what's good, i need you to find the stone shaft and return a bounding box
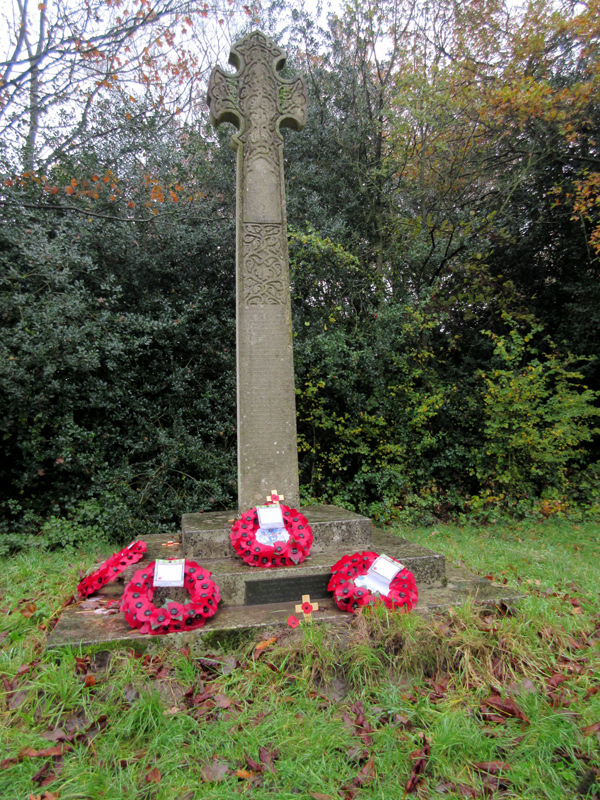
[207,31,307,510]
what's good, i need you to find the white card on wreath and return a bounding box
[154,559,185,587]
[371,554,404,581]
[354,554,404,596]
[256,504,284,527]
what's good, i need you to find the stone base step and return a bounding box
[117,529,445,606]
[206,531,445,605]
[46,564,523,655]
[181,505,373,560]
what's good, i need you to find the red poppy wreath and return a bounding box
[120,560,221,635]
[230,505,313,567]
[77,540,147,599]
[328,551,418,613]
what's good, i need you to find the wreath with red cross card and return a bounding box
[230,494,313,568]
[120,559,220,635]
[328,551,418,613]
[77,540,147,599]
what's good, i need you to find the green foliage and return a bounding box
[292,263,481,520]
[476,323,600,496]
[1,0,600,540]
[0,125,239,548]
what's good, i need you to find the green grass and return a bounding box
[1,520,599,799]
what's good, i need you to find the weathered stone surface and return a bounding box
[191,544,444,606]
[179,508,446,605]
[207,31,307,510]
[372,529,446,587]
[181,504,373,560]
[46,561,523,654]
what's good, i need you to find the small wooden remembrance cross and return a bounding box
[295,594,319,623]
[207,32,308,512]
[267,489,284,505]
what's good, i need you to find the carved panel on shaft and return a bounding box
[242,223,286,305]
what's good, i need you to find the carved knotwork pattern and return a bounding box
[242,223,287,305]
[278,77,308,128]
[206,68,239,126]
[208,32,308,173]
[236,34,282,174]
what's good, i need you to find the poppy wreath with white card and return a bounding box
[120,560,220,634]
[230,504,313,568]
[328,551,418,613]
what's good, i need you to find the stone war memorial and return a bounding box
[48,32,519,651]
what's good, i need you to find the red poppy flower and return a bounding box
[149,607,169,630]
[301,602,313,615]
[287,615,300,628]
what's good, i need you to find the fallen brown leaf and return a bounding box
[254,636,277,658]
[41,730,69,743]
[258,745,280,774]
[340,755,375,799]
[74,655,90,675]
[18,745,71,760]
[471,761,510,775]
[84,674,96,688]
[31,757,63,787]
[547,673,568,690]
[201,758,229,782]
[481,695,530,724]
[235,768,256,780]
[405,733,430,794]
[582,721,600,736]
[347,746,369,764]
[480,773,512,792]
[220,655,238,675]
[583,686,600,702]
[8,690,28,710]
[145,766,161,784]
[214,693,232,709]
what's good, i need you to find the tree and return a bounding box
[0,0,257,171]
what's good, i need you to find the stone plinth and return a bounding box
[181,505,373,561]
[192,537,445,606]
[46,552,521,655]
[180,506,446,606]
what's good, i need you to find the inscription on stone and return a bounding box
[245,573,330,606]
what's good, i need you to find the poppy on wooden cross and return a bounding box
[295,594,319,622]
[267,490,284,505]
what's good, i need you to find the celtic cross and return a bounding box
[207,31,308,511]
